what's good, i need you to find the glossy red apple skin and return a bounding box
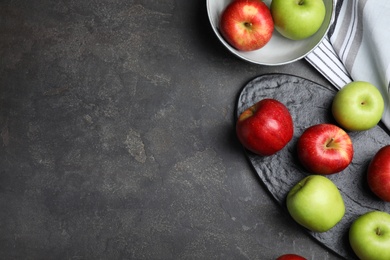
[367,145,390,201]
[297,124,353,175]
[236,98,293,156]
[276,254,307,260]
[219,0,274,51]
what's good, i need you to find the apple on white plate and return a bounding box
[349,211,390,260]
[297,123,353,175]
[207,0,334,65]
[287,175,345,232]
[271,0,326,40]
[332,81,384,131]
[219,0,274,51]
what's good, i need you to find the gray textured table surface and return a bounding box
[0,1,343,259]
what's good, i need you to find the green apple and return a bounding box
[349,211,390,260]
[286,175,345,232]
[270,0,326,40]
[332,81,384,131]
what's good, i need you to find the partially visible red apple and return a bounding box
[297,124,353,175]
[367,145,390,201]
[236,98,293,156]
[219,0,274,51]
[276,254,307,260]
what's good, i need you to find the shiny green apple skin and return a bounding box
[332,81,384,131]
[270,0,326,40]
[349,211,390,260]
[286,175,345,232]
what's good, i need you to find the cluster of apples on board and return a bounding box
[219,0,326,51]
[236,81,390,260]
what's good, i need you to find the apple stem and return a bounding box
[244,22,252,28]
[326,138,334,148]
[298,0,304,5]
[376,227,382,236]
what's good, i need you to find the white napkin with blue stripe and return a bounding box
[306,0,390,130]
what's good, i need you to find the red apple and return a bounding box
[236,98,293,156]
[276,254,307,260]
[219,0,274,51]
[367,145,390,201]
[297,124,353,175]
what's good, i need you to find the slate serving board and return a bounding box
[235,74,390,259]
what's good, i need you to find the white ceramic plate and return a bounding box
[206,0,335,66]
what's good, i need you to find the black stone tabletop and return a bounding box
[0,1,344,259]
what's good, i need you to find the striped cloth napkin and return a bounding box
[306,0,390,130]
